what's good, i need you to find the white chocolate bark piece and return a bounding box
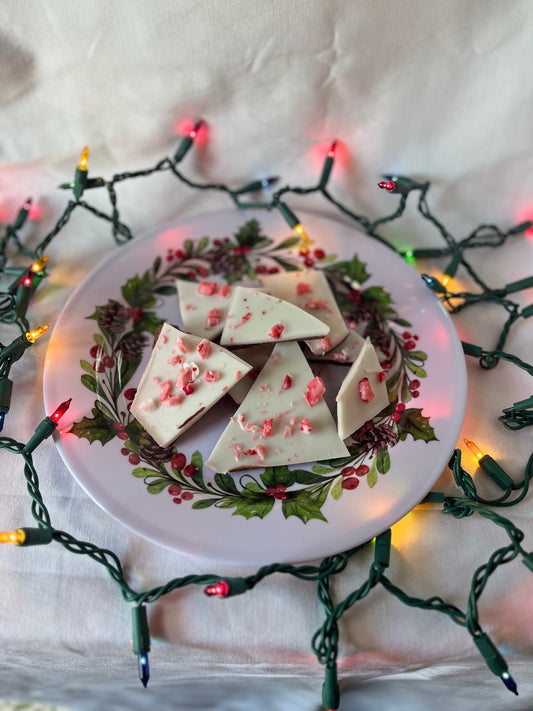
[258,269,348,355]
[176,279,234,340]
[227,344,274,404]
[219,286,329,347]
[306,328,364,364]
[130,323,252,448]
[206,342,349,473]
[336,338,389,439]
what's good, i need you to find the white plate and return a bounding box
[43,209,467,565]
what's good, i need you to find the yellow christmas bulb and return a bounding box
[78,146,89,171]
[441,274,452,288]
[0,529,26,545]
[25,323,50,343]
[463,438,484,459]
[294,223,310,246]
[31,255,49,273]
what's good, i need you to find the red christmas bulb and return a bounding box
[378,181,396,193]
[204,580,230,598]
[50,398,72,423]
[188,120,205,140]
[327,140,337,158]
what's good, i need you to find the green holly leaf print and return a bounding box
[69,407,116,445]
[397,408,439,443]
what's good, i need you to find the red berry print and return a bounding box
[124,388,137,401]
[402,331,411,340]
[171,453,187,471]
[341,466,356,477]
[390,412,401,422]
[113,422,126,431]
[93,360,105,373]
[121,448,129,456]
[168,484,182,496]
[314,248,325,259]
[268,266,279,274]
[117,431,129,440]
[103,355,115,368]
[409,380,420,391]
[181,491,194,501]
[341,477,359,490]
[404,340,416,351]
[304,256,315,268]
[128,453,141,465]
[90,345,101,358]
[355,465,370,477]
[175,249,185,259]
[395,402,406,412]
[411,390,420,398]
[183,464,197,477]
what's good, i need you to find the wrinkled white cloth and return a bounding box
[1,1,532,709]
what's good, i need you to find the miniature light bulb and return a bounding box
[31,255,49,273]
[25,324,50,343]
[78,146,89,171]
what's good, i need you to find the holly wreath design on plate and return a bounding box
[71,219,437,523]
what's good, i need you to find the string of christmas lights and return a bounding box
[0,121,531,709]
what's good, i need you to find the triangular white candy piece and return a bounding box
[227,344,274,404]
[306,328,364,364]
[176,279,234,339]
[336,338,389,439]
[219,286,329,347]
[130,323,252,447]
[259,269,349,355]
[206,342,349,473]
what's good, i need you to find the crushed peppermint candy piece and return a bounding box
[296,282,313,295]
[166,354,183,366]
[377,370,387,383]
[358,377,374,402]
[303,376,326,407]
[197,281,217,296]
[206,308,221,328]
[183,382,195,396]
[304,298,330,311]
[319,336,333,353]
[281,374,292,390]
[158,380,172,401]
[176,337,188,354]
[164,394,183,407]
[204,369,220,383]
[260,418,273,437]
[255,445,267,460]
[197,339,212,360]
[268,323,285,339]
[300,418,312,434]
[218,284,231,298]
[283,425,293,438]
[233,312,252,329]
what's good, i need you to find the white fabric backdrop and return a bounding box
[0,1,532,709]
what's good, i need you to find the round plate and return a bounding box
[43,208,467,565]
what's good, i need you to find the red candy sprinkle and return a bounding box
[158,380,172,401]
[197,281,218,295]
[319,336,333,352]
[206,308,221,328]
[300,418,312,434]
[303,376,326,407]
[268,323,285,339]
[296,282,313,296]
[197,339,211,359]
[281,374,292,390]
[204,369,220,383]
[358,377,374,402]
[260,418,273,437]
[182,382,195,396]
[377,371,387,383]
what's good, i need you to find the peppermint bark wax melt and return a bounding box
[130,323,252,447]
